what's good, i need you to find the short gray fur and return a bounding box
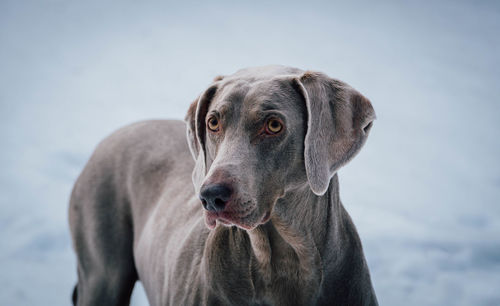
[69,65,378,305]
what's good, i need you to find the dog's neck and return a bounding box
[201,175,349,304]
[246,174,346,304]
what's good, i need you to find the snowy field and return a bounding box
[1,1,499,305]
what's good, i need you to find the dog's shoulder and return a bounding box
[90,119,189,163]
[74,119,193,200]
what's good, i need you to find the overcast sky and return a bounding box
[1,1,499,305]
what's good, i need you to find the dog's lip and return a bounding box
[204,210,255,230]
[205,212,217,229]
[260,210,271,224]
[204,209,272,230]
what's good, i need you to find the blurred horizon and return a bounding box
[1,1,499,305]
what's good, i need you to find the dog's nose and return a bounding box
[199,184,232,212]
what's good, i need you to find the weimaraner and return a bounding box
[69,65,378,305]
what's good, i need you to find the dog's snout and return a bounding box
[199,184,232,212]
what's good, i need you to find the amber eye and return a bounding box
[207,116,220,132]
[265,118,283,134]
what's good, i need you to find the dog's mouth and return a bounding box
[204,209,271,230]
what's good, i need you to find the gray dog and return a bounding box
[69,65,378,305]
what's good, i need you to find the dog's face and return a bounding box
[186,66,375,230]
[197,78,307,230]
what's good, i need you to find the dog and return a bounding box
[69,65,378,305]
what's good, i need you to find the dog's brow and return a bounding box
[214,103,231,117]
[243,100,283,123]
[213,87,247,117]
[258,101,281,111]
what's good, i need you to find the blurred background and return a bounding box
[1,0,499,305]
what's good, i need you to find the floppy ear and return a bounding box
[185,98,201,159]
[184,84,219,192]
[293,72,376,195]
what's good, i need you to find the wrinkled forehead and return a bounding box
[208,78,304,122]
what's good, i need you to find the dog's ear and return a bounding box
[292,71,376,195]
[185,97,201,159]
[185,83,219,191]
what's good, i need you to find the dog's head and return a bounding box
[185,66,375,230]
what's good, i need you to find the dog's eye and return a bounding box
[207,116,220,132]
[265,118,283,134]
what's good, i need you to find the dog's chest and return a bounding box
[197,227,320,305]
[249,244,321,305]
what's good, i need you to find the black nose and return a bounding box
[199,184,233,212]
